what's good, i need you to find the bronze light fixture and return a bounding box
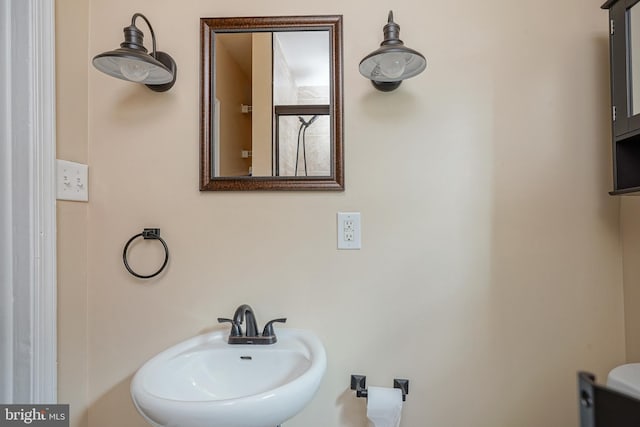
[92,13,177,92]
[359,11,426,92]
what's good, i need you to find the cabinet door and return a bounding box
[611,0,640,137]
[611,0,627,136]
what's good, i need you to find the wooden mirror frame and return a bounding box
[200,15,344,191]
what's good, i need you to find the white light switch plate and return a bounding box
[56,159,88,202]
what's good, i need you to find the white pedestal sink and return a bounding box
[130,328,326,427]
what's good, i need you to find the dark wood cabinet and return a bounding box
[603,0,640,194]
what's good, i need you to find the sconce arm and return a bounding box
[131,13,158,59]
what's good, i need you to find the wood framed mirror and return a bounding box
[200,15,343,191]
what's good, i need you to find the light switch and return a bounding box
[56,159,88,202]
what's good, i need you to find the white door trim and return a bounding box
[31,0,58,403]
[0,0,57,403]
[0,0,15,402]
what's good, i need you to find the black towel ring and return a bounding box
[123,228,169,279]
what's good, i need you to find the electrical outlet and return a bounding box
[337,212,361,249]
[343,219,355,241]
[56,159,89,202]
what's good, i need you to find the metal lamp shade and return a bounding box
[93,49,174,85]
[92,13,177,92]
[359,46,426,82]
[359,11,426,91]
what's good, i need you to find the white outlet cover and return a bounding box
[56,159,89,202]
[337,212,361,250]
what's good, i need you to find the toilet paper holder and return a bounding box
[350,374,409,401]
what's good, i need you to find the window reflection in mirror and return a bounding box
[629,2,640,116]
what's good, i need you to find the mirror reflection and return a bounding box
[213,31,330,177]
[276,114,330,176]
[630,3,640,115]
[200,16,344,191]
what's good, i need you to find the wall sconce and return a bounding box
[92,13,177,92]
[359,11,426,92]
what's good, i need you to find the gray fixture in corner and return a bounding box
[359,10,426,92]
[92,13,177,92]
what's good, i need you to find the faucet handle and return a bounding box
[262,318,287,337]
[218,318,242,337]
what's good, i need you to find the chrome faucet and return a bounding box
[218,304,286,345]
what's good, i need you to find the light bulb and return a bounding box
[378,53,407,79]
[119,60,152,82]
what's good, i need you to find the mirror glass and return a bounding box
[200,16,343,191]
[629,3,640,115]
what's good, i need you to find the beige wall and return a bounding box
[55,0,627,426]
[621,198,640,361]
[55,0,89,426]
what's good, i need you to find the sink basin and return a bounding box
[130,328,326,427]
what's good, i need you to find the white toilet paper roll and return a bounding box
[366,386,404,427]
